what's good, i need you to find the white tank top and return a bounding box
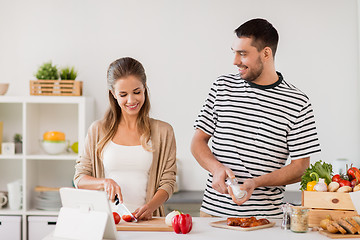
[102,141,152,212]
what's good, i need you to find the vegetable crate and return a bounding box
[30,80,83,96]
[302,191,358,227]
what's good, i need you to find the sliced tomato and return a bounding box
[122,215,133,222]
[113,212,121,224]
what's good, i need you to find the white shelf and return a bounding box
[26,209,60,216]
[26,154,78,161]
[0,96,94,240]
[0,154,23,160]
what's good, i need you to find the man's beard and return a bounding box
[240,57,263,82]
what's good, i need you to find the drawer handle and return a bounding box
[48,221,57,225]
[332,198,339,204]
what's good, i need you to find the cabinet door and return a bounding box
[0,215,22,240]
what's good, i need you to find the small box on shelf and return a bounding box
[30,80,82,96]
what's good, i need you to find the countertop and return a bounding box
[45,217,360,240]
[117,217,359,240]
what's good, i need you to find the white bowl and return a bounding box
[0,83,9,95]
[41,140,68,155]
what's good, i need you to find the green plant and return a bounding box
[35,61,59,80]
[60,66,78,80]
[13,133,22,143]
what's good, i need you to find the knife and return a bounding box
[114,194,138,222]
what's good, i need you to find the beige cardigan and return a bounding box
[74,118,177,216]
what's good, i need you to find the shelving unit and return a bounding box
[0,96,94,240]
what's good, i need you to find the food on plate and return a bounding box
[344,217,360,234]
[329,220,347,234]
[337,218,357,234]
[165,210,181,226]
[328,182,340,192]
[320,215,332,230]
[300,160,332,191]
[322,216,360,234]
[122,215,133,222]
[337,186,352,193]
[354,184,360,192]
[171,213,192,234]
[113,212,121,224]
[227,217,270,228]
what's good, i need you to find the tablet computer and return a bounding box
[53,188,117,240]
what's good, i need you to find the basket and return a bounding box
[30,80,83,96]
[302,191,358,227]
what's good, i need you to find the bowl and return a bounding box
[0,83,9,95]
[41,140,68,155]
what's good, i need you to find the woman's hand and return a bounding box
[133,203,156,220]
[103,178,122,203]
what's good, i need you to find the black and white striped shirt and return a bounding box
[194,72,321,218]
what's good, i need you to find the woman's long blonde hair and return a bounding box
[96,57,152,158]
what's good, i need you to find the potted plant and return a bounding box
[35,61,59,80]
[13,133,22,154]
[60,66,77,80]
[30,61,83,96]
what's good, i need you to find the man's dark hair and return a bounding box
[234,18,279,57]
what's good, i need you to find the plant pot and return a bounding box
[14,142,22,154]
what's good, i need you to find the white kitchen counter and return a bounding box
[116,217,359,240]
[44,217,360,240]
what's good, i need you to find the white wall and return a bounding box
[0,0,359,191]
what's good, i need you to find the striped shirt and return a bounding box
[194,72,321,218]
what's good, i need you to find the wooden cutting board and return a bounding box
[210,220,275,231]
[319,230,360,239]
[116,217,173,231]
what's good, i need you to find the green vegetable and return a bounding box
[300,160,333,191]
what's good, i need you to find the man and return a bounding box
[191,18,321,218]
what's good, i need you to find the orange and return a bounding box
[43,131,65,141]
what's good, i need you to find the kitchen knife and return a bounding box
[115,194,137,222]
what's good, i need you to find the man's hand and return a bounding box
[228,178,256,205]
[212,166,235,194]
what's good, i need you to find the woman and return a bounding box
[74,57,177,220]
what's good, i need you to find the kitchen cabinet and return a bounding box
[0,96,94,240]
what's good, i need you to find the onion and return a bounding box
[165,210,181,226]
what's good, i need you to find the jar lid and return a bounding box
[292,206,309,213]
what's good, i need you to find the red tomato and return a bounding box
[339,179,351,187]
[332,174,341,183]
[113,212,121,224]
[348,168,356,180]
[122,215,133,222]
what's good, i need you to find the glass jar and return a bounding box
[290,206,309,233]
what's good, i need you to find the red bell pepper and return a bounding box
[171,213,192,234]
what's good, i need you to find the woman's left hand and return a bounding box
[133,203,156,220]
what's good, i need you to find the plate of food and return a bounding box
[210,216,275,231]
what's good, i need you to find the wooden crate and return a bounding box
[302,191,358,227]
[30,80,83,96]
